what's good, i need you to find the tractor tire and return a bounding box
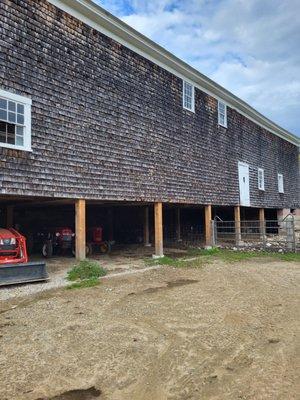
[86,243,93,256]
[72,244,92,257]
[42,241,53,258]
[99,242,111,254]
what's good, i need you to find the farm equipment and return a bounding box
[0,228,48,286]
[86,227,111,255]
[40,226,111,258]
[41,227,75,258]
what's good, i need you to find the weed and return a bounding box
[66,260,107,290]
[67,260,107,281]
[67,277,101,290]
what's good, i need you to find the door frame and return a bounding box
[238,161,250,206]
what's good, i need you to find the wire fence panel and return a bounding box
[213,219,297,252]
[164,224,204,248]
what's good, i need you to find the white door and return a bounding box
[238,162,250,206]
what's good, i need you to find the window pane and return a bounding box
[185,98,191,109]
[0,99,7,110]
[0,109,7,121]
[183,82,194,111]
[8,112,16,123]
[17,114,24,124]
[7,123,15,134]
[16,135,24,146]
[219,102,225,113]
[0,121,6,133]
[8,101,16,112]
[0,132,6,143]
[16,126,24,136]
[7,126,15,144]
[17,104,24,114]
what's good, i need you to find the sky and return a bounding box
[94,0,300,137]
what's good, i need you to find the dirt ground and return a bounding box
[0,256,299,400]
[0,246,187,301]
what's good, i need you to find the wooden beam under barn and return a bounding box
[75,199,86,261]
[143,206,151,247]
[154,202,163,257]
[234,205,241,245]
[205,205,212,247]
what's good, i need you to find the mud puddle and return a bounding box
[36,386,101,399]
[129,279,198,295]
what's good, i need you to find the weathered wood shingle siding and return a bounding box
[0,0,299,208]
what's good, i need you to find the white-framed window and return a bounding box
[218,100,227,127]
[182,80,195,112]
[0,89,32,151]
[258,168,265,191]
[278,173,284,193]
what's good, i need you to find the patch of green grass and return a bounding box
[277,252,300,262]
[146,255,208,269]
[187,248,300,263]
[187,247,220,257]
[145,248,299,270]
[218,250,265,262]
[66,260,107,290]
[146,256,177,266]
[67,277,101,290]
[67,260,107,281]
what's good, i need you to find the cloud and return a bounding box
[95,0,300,136]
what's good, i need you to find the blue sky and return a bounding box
[94,0,300,137]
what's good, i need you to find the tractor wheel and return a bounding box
[99,242,111,254]
[42,241,53,258]
[72,244,93,257]
[86,243,93,256]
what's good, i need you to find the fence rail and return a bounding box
[212,218,298,252]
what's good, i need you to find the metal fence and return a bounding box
[212,217,298,252]
[164,224,204,248]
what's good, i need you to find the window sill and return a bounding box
[0,143,32,152]
[258,188,265,192]
[218,123,227,128]
[183,106,195,113]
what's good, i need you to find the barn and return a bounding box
[0,0,299,261]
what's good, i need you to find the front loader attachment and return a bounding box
[0,262,48,286]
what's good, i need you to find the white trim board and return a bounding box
[47,0,299,147]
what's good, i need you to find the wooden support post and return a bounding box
[75,199,86,261]
[234,206,241,245]
[154,202,163,258]
[259,208,266,240]
[108,208,114,242]
[205,205,212,247]
[143,206,151,246]
[6,205,14,228]
[176,207,181,241]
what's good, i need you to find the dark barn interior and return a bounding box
[0,195,283,261]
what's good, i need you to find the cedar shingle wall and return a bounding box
[0,0,299,208]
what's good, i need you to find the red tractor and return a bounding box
[41,227,75,258]
[41,226,111,258]
[86,227,111,256]
[0,228,48,286]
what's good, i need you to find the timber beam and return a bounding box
[75,199,86,261]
